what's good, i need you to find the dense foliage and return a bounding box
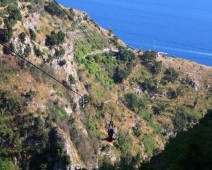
[45,30,65,46]
[141,110,212,170]
[44,2,65,18]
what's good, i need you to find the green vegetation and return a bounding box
[68,74,76,84]
[58,59,66,66]
[163,67,179,83]
[0,159,17,170]
[45,30,65,46]
[55,47,65,58]
[19,32,26,43]
[24,44,31,57]
[44,2,65,18]
[0,0,16,6]
[29,28,36,40]
[142,134,156,156]
[34,46,43,57]
[48,104,69,122]
[140,51,157,63]
[117,132,133,155]
[6,3,22,26]
[142,110,212,170]
[124,93,148,115]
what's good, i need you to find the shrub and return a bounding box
[6,4,22,26]
[139,78,157,93]
[58,60,66,66]
[117,132,133,155]
[153,101,168,115]
[116,46,135,63]
[124,93,148,114]
[3,42,14,55]
[19,32,26,43]
[113,66,129,83]
[68,74,75,84]
[163,67,179,83]
[55,47,65,58]
[44,2,65,18]
[133,123,142,137]
[142,134,156,156]
[0,22,13,43]
[29,29,36,40]
[167,88,177,99]
[34,46,42,57]
[45,30,65,46]
[140,51,157,62]
[0,0,17,6]
[24,44,31,57]
[0,159,16,170]
[151,61,163,74]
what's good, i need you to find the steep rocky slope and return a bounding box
[0,1,211,170]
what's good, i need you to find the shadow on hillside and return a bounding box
[140,109,212,170]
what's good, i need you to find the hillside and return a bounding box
[141,109,212,170]
[0,1,211,170]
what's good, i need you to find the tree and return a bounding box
[152,61,162,74]
[44,2,65,18]
[0,159,16,170]
[68,74,75,84]
[140,50,157,62]
[24,44,31,57]
[113,66,129,83]
[0,20,13,43]
[29,28,36,40]
[34,46,42,57]
[55,47,65,58]
[163,67,179,83]
[3,42,14,55]
[45,30,65,46]
[19,32,26,43]
[58,60,66,66]
[116,46,135,63]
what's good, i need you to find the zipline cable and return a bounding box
[0,42,83,98]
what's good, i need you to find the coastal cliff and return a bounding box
[0,1,211,169]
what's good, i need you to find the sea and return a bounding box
[57,0,212,66]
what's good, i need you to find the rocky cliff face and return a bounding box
[0,1,211,170]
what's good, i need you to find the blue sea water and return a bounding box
[58,0,212,66]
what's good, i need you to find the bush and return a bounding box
[153,101,168,115]
[45,30,65,46]
[55,47,65,58]
[29,29,36,40]
[151,61,163,74]
[6,4,22,26]
[34,46,42,57]
[58,60,66,66]
[117,132,133,155]
[3,43,14,55]
[139,78,158,93]
[113,66,129,83]
[142,134,156,156]
[116,46,135,63]
[124,93,148,114]
[44,2,65,18]
[19,32,26,43]
[0,159,17,170]
[0,0,16,6]
[140,51,157,62]
[68,74,75,84]
[24,44,31,57]
[0,23,13,43]
[163,67,179,83]
[133,123,142,137]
